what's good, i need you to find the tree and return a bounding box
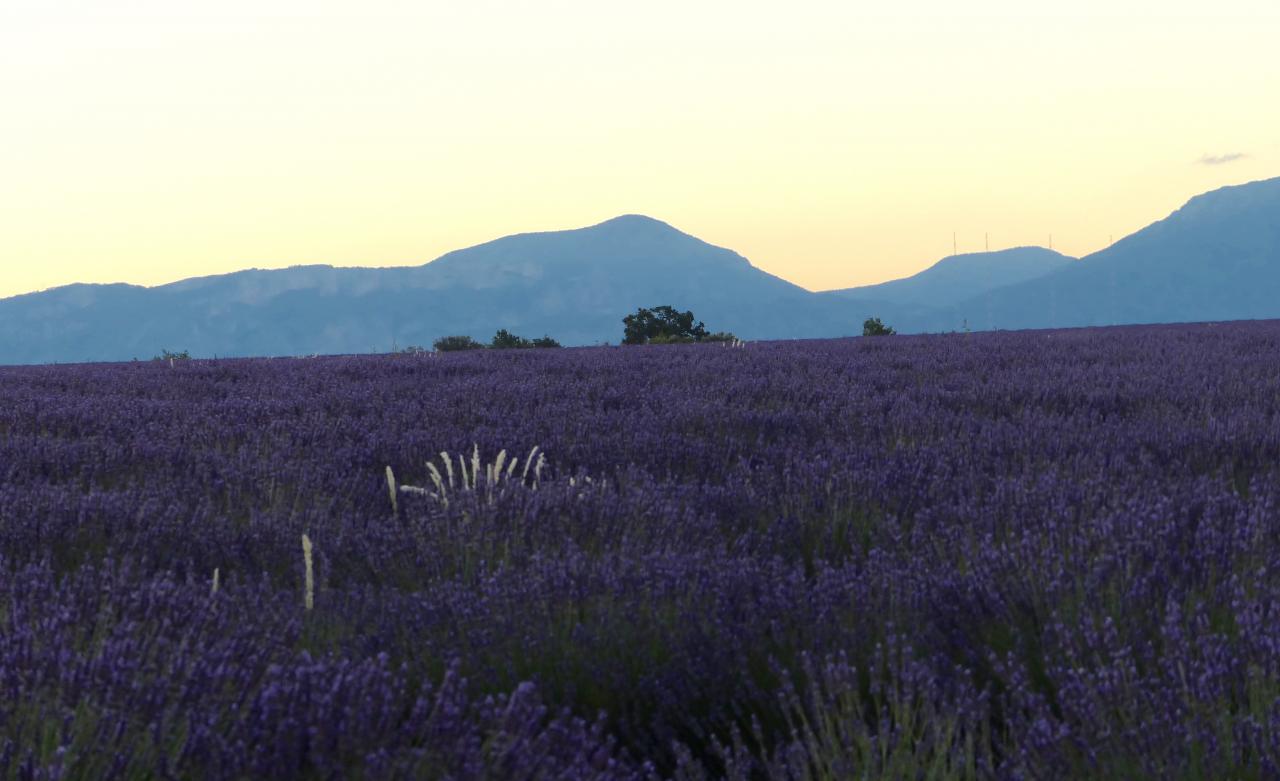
[862,317,896,337]
[491,329,531,349]
[622,306,711,345]
[433,335,485,352]
[490,330,561,349]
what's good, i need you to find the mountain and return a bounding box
[3,177,1279,365]
[823,246,1075,309]
[0,215,861,364]
[920,177,1280,332]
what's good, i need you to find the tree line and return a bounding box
[431,307,895,351]
[157,309,895,358]
[429,330,562,352]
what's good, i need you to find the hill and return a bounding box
[824,246,1075,309]
[4,176,1280,363]
[0,216,859,363]
[928,177,1280,331]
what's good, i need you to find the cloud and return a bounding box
[1197,152,1248,166]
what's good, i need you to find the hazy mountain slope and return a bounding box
[824,246,1075,309]
[405,215,862,343]
[928,177,1280,332]
[4,177,1279,364]
[0,215,863,364]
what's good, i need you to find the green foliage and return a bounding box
[432,335,485,352]
[490,329,530,349]
[153,349,191,361]
[646,330,736,345]
[862,317,896,337]
[700,331,738,343]
[490,330,562,349]
[622,305,715,345]
[647,333,695,345]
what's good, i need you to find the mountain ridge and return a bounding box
[0,213,853,363]
[825,246,1076,309]
[912,176,1280,332]
[2,175,1278,364]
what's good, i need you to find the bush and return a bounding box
[647,333,695,345]
[700,331,738,343]
[862,317,896,337]
[433,335,485,352]
[623,306,722,345]
[491,329,531,349]
[647,331,736,346]
[491,330,562,349]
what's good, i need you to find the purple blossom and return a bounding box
[1,322,1278,776]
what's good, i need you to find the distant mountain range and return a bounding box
[918,177,1280,331]
[1,176,1278,364]
[824,246,1075,309]
[0,215,861,364]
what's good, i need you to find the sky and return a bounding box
[2,0,1278,299]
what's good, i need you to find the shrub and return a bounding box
[491,330,562,349]
[700,331,738,343]
[647,333,695,345]
[648,332,739,346]
[490,329,530,349]
[433,335,485,352]
[862,317,896,336]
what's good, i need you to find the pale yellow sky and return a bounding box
[2,0,1277,299]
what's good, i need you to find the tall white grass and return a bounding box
[386,465,399,517]
[301,534,314,611]
[393,444,546,509]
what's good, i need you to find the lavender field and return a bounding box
[2,322,1279,779]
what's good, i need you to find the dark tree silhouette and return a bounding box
[622,306,712,345]
[491,330,561,349]
[433,335,485,352]
[490,329,530,349]
[862,317,896,336]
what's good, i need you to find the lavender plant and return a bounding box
[0,321,1278,777]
